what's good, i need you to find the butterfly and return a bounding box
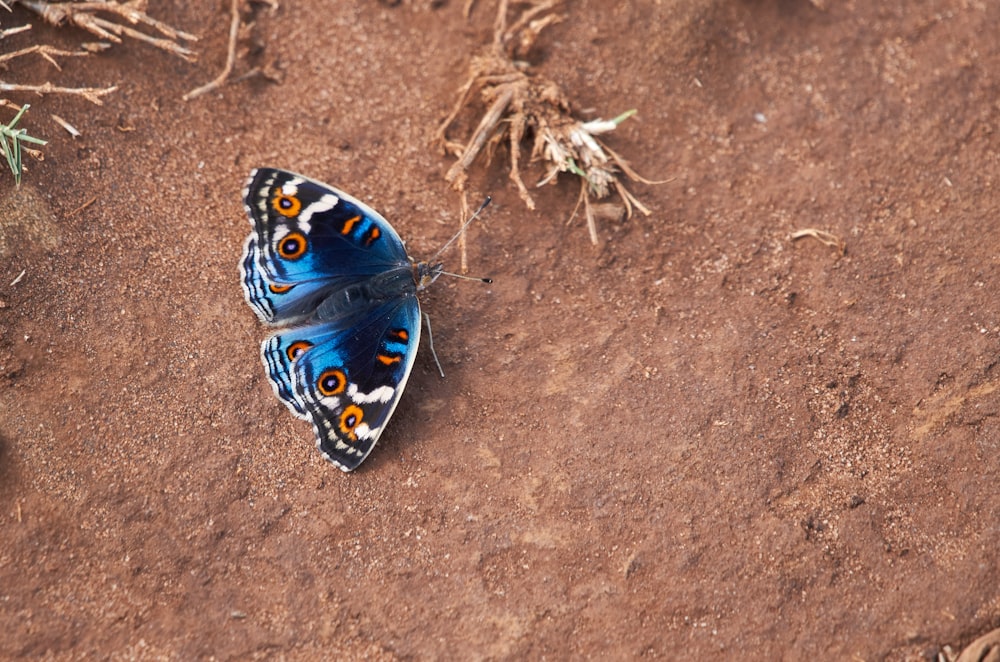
[240,168,458,472]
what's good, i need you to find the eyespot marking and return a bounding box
[286,340,313,362]
[272,192,301,217]
[339,404,364,442]
[277,231,307,260]
[317,369,347,397]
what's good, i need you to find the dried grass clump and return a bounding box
[438,0,660,257]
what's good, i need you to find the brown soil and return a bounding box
[2,1,1000,659]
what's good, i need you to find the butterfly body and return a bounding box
[240,168,440,471]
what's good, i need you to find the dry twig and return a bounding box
[0,80,117,105]
[185,0,284,99]
[790,228,846,256]
[50,113,81,137]
[184,0,240,100]
[66,194,97,217]
[1,24,32,39]
[0,43,92,69]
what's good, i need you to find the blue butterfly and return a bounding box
[239,168,446,472]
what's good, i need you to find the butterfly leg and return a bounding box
[423,312,445,378]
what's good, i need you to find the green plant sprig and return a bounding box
[2,104,47,185]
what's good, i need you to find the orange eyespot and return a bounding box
[269,282,294,294]
[285,340,313,362]
[272,192,301,217]
[277,231,307,260]
[339,404,364,440]
[389,329,408,342]
[377,354,401,366]
[316,369,347,396]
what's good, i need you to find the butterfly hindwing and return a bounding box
[291,299,422,471]
[260,324,339,419]
[240,235,337,324]
[240,167,432,471]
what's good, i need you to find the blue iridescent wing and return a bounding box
[240,234,337,325]
[240,168,411,325]
[271,298,421,471]
[240,168,422,471]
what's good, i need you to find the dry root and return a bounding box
[438,0,661,257]
[1,1,199,109]
[185,0,283,101]
[15,0,198,62]
[183,0,240,100]
[0,26,118,105]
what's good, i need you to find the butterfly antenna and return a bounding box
[429,196,492,264]
[437,270,492,284]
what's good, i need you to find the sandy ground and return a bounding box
[2,1,1000,659]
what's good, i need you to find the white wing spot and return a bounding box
[348,384,395,404]
[299,193,338,225]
